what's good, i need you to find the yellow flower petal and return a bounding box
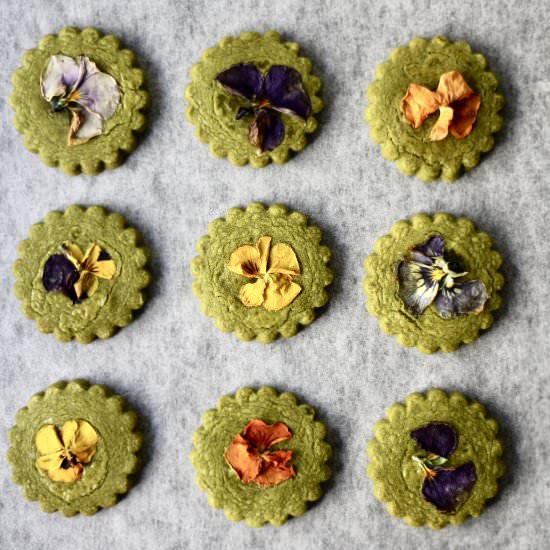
[435,70,474,106]
[62,242,84,267]
[73,271,96,298]
[239,278,266,307]
[69,420,98,464]
[93,259,116,279]
[430,105,454,141]
[400,84,440,128]
[35,424,63,455]
[263,275,302,311]
[228,245,262,278]
[36,452,64,473]
[81,243,101,271]
[47,463,83,483]
[256,236,271,274]
[61,420,79,448]
[268,243,301,276]
[84,274,99,298]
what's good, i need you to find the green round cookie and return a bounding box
[190,387,332,527]
[366,389,505,529]
[185,30,323,167]
[7,380,143,517]
[365,36,504,182]
[12,205,151,343]
[363,213,504,353]
[191,203,333,342]
[9,27,148,175]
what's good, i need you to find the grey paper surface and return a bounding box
[0,1,549,548]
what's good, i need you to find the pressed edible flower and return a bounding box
[35,419,98,483]
[216,64,311,152]
[224,419,295,488]
[410,422,477,514]
[42,242,116,302]
[400,71,481,141]
[396,235,488,319]
[228,236,302,311]
[40,55,120,146]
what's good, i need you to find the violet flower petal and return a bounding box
[416,235,445,258]
[76,71,120,119]
[215,64,263,101]
[40,55,81,101]
[263,65,311,119]
[397,260,439,317]
[410,422,458,457]
[421,463,477,513]
[248,109,284,152]
[434,280,489,319]
[42,255,80,294]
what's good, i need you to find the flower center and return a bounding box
[256,98,271,109]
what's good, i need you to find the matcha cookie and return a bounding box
[13,205,151,343]
[366,389,505,528]
[190,387,332,527]
[7,380,143,516]
[363,213,503,353]
[10,26,148,175]
[191,202,333,342]
[185,31,323,167]
[365,36,503,182]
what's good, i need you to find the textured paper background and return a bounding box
[0,1,549,548]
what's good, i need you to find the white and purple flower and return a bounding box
[40,55,120,146]
[215,63,311,152]
[397,235,488,319]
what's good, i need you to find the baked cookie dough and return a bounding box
[185,31,323,167]
[191,203,333,342]
[365,36,503,182]
[363,213,503,353]
[366,388,505,528]
[190,387,332,527]
[7,380,143,516]
[12,205,151,343]
[9,26,148,175]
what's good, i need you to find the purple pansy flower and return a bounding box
[411,422,477,514]
[397,235,488,319]
[42,254,80,303]
[41,55,120,146]
[215,63,311,152]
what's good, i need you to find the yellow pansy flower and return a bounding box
[228,236,302,311]
[35,419,98,483]
[63,242,116,299]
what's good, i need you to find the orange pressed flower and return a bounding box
[400,71,481,141]
[224,419,295,488]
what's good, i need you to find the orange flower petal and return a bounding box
[435,70,474,106]
[224,434,262,483]
[449,94,481,139]
[400,84,440,128]
[430,106,455,141]
[255,450,295,487]
[242,419,293,451]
